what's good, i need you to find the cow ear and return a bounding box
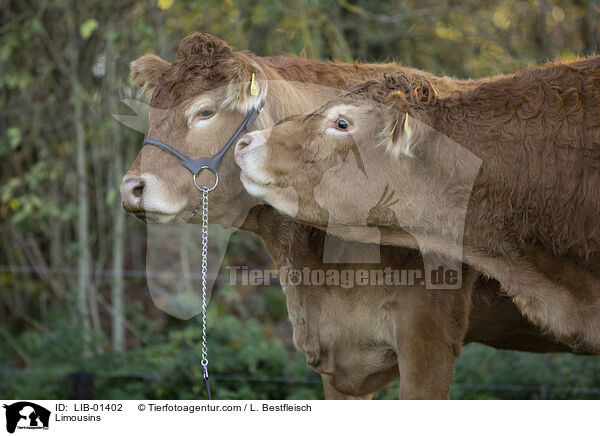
[222,52,268,113]
[130,54,170,96]
[385,91,419,157]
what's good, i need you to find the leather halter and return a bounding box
[142,64,266,192]
[142,99,264,192]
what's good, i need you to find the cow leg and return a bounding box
[394,266,475,399]
[321,374,374,400]
[396,336,457,400]
[394,271,474,399]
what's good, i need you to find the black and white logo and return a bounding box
[3,402,50,434]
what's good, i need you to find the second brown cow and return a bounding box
[235,57,600,353]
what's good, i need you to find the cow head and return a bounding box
[234,75,482,257]
[234,95,392,225]
[121,32,270,226]
[233,79,438,228]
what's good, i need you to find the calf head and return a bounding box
[234,78,437,228]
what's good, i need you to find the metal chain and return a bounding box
[187,170,215,399]
[200,187,209,378]
[199,187,211,400]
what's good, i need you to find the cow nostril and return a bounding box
[120,177,146,212]
[235,136,253,153]
[132,181,144,199]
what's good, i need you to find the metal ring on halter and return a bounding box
[193,166,219,192]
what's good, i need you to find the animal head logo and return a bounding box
[3,402,50,434]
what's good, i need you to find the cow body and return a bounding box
[246,206,576,399]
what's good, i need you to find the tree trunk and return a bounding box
[108,40,126,352]
[73,79,92,353]
[585,0,599,54]
[68,9,92,352]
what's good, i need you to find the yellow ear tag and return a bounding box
[403,113,410,136]
[250,72,258,96]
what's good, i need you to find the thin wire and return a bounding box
[0,265,226,281]
[0,367,598,395]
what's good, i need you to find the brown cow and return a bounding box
[121,32,576,399]
[234,57,600,353]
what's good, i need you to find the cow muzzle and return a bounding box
[234,130,275,188]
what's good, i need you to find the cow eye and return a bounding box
[325,114,353,133]
[196,109,214,119]
[189,108,216,128]
[336,117,349,130]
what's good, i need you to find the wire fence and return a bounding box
[1,368,600,397]
[0,264,228,281]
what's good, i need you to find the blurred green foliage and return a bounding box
[0,304,320,400]
[2,0,600,400]
[4,297,600,400]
